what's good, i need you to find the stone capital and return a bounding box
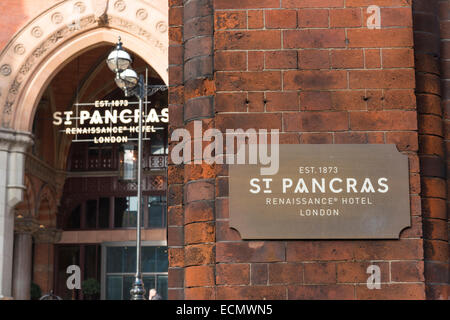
[0,128,34,153]
[14,217,40,235]
[33,228,62,244]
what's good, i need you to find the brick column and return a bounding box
[182,0,216,300]
[413,0,449,300]
[167,0,216,300]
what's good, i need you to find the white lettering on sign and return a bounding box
[251,177,389,194]
[53,108,169,126]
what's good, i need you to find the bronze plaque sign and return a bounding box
[229,144,411,239]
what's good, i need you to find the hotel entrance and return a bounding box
[28,44,168,300]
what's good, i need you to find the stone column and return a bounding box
[0,129,33,299]
[12,218,39,300]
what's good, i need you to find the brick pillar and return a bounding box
[182,0,216,300]
[413,0,449,300]
[167,0,216,300]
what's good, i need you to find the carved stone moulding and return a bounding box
[51,12,64,25]
[136,8,148,20]
[14,217,40,234]
[0,0,169,129]
[114,0,126,12]
[31,26,43,38]
[155,21,167,33]
[33,227,62,244]
[0,64,11,76]
[14,44,26,55]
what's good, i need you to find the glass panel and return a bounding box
[98,197,110,229]
[156,246,168,272]
[114,197,137,228]
[66,205,81,229]
[105,246,168,300]
[114,198,127,228]
[141,246,156,273]
[123,246,136,273]
[106,276,122,300]
[157,275,168,300]
[150,132,165,155]
[122,276,133,301]
[86,199,97,229]
[106,247,123,273]
[128,197,138,227]
[148,196,166,228]
[121,145,137,181]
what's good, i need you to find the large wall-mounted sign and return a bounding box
[229,144,411,239]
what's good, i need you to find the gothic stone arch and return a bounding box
[0,0,168,132]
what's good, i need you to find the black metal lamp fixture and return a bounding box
[107,36,168,300]
[106,37,145,300]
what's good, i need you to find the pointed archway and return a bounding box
[0,0,168,299]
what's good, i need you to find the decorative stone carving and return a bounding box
[51,12,64,24]
[0,0,169,128]
[33,228,62,244]
[92,0,109,22]
[74,2,87,14]
[31,26,43,38]
[13,44,26,55]
[114,0,126,12]
[107,16,167,54]
[2,15,97,126]
[14,217,40,234]
[136,8,148,20]
[155,21,168,33]
[25,153,65,191]
[0,64,11,76]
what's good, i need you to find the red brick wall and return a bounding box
[167,0,437,300]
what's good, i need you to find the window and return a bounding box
[68,144,118,171]
[148,195,166,228]
[64,195,166,230]
[102,243,168,300]
[66,204,81,229]
[150,132,168,155]
[114,196,137,228]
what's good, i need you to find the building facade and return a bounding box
[0,0,448,300]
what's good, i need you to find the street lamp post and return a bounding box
[106,37,166,300]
